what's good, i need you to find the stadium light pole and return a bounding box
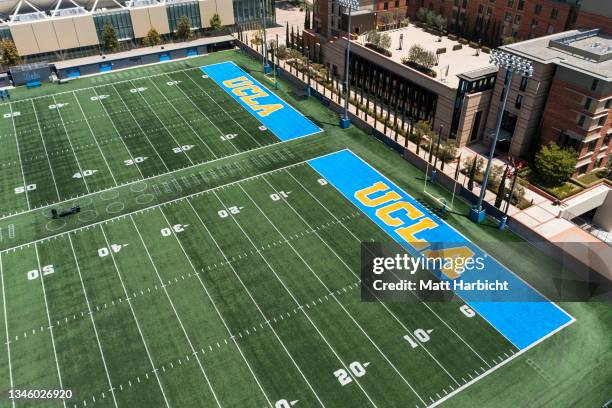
[469,49,533,224]
[261,0,271,74]
[339,0,359,129]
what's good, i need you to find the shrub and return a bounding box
[408,44,436,68]
[534,144,578,185]
[458,38,468,44]
[448,33,457,40]
[481,46,491,53]
[452,44,462,51]
[469,41,479,48]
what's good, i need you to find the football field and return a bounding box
[0,53,578,408]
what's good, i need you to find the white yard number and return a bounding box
[124,157,147,166]
[317,178,328,186]
[160,224,187,237]
[221,134,237,141]
[73,170,98,178]
[27,265,55,280]
[3,112,20,118]
[275,399,298,408]
[49,103,68,109]
[98,244,126,257]
[90,95,109,101]
[333,361,369,386]
[130,87,147,93]
[218,206,242,218]
[270,191,290,201]
[460,305,476,318]
[166,80,181,86]
[173,145,194,153]
[15,184,36,194]
[403,329,432,348]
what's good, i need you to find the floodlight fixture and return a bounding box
[339,0,359,128]
[469,49,534,223]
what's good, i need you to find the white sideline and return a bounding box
[0,253,15,408]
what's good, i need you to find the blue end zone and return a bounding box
[201,61,321,141]
[308,150,574,350]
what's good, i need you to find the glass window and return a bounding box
[514,14,521,24]
[515,94,523,109]
[551,7,558,19]
[534,3,542,15]
[584,98,592,110]
[507,0,514,7]
[598,116,606,126]
[578,115,586,127]
[587,140,597,152]
[384,2,388,10]
[591,79,599,91]
[518,0,525,10]
[519,76,528,91]
[94,11,134,41]
[504,12,511,21]
[167,2,202,32]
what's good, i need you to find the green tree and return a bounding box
[143,28,161,46]
[285,22,290,46]
[534,144,578,185]
[176,15,192,41]
[101,22,119,52]
[210,13,222,30]
[1,39,20,66]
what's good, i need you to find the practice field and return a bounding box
[0,62,318,219]
[0,52,585,408]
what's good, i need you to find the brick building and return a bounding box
[484,29,611,176]
[401,0,580,45]
[575,0,612,35]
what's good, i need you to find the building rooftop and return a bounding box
[356,24,495,89]
[501,29,612,80]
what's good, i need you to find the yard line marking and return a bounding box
[89,87,145,179]
[0,253,15,408]
[179,71,262,148]
[147,77,218,160]
[68,235,118,407]
[50,95,91,194]
[184,197,327,407]
[109,84,171,172]
[156,205,274,407]
[0,66,201,108]
[272,180,466,376]
[34,243,67,408]
[237,183,427,404]
[98,225,170,407]
[285,169,492,368]
[166,72,240,154]
[0,154,346,253]
[127,79,195,166]
[71,92,118,186]
[7,102,31,210]
[209,190,378,407]
[129,214,222,408]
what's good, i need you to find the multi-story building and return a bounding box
[484,29,611,175]
[575,0,612,35]
[0,0,272,62]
